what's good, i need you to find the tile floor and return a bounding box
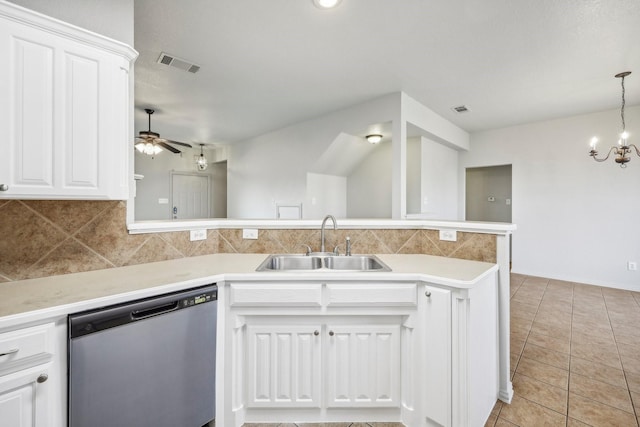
[487,273,640,426]
[243,274,640,427]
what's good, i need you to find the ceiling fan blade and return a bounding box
[156,141,181,153]
[166,139,192,148]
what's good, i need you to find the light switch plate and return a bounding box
[439,230,457,242]
[242,228,259,239]
[189,229,207,241]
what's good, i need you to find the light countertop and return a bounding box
[0,253,497,328]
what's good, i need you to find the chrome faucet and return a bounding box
[320,214,337,253]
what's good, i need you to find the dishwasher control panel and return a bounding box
[182,289,216,307]
[69,284,217,338]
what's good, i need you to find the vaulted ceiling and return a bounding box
[134,0,640,145]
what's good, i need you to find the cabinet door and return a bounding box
[326,324,400,408]
[423,284,452,427]
[0,4,134,200]
[246,324,321,408]
[0,365,50,427]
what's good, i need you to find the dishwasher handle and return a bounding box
[131,301,179,320]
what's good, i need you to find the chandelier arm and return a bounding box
[629,144,640,157]
[590,146,617,162]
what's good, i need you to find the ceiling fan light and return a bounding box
[134,141,146,153]
[137,142,162,156]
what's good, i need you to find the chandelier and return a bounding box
[589,71,639,168]
[196,144,208,171]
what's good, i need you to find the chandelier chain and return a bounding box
[621,75,626,132]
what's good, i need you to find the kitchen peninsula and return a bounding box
[0,252,503,427]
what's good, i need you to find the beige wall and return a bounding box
[0,200,496,282]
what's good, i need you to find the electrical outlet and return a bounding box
[242,228,259,239]
[439,230,457,242]
[628,261,638,271]
[189,229,207,241]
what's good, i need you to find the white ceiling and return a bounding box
[133,0,640,145]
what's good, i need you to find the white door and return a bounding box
[325,324,400,408]
[171,173,209,219]
[245,324,322,408]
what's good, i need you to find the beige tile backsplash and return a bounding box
[0,200,496,281]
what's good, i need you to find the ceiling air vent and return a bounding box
[157,52,201,74]
[452,105,470,113]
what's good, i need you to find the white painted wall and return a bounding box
[406,137,459,219]
[406,137,422,214]
[227,94,401,219]
[460,105,640,290]
[227,92,469,219]
[210,161,228,218]
[306,173,347,219]
[8,0,134,44]
[347,141,392,218]
[421,137,459,219]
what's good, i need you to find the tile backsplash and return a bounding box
[0,200,496,282]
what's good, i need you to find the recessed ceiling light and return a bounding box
[312,0,342,9]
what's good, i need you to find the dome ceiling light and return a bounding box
[366,134,383,144]
[312,0,342,9]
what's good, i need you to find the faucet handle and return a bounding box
[300,244,312,255]
[333,245,341,256]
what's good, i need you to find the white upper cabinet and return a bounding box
[0,1,137,200]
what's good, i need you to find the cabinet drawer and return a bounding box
[0,323,55,371]
[229,283,322,307]
[326,283,417,306]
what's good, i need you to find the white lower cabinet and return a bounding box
[0,319,66,427]
[0,364,51,427]
[325,323,400,408]
[246,324,322,408]
[225,281,419,426]
[220,275,499,427]
[245,320,402,410]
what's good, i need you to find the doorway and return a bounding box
[171,172,210,219]
[465,165,512,222]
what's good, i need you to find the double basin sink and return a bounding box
[257,254,391,272]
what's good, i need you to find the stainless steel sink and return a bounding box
[256,254,391,272]
[323,255,390,271]
[257,255,322,271]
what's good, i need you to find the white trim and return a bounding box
[0,0,138,61]
[127,218,516,235]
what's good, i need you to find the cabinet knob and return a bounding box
[0,184,8,191]
[37,374,48,383]
[328,330,334,336]
[425,291,432,297]
[313,330,319,336]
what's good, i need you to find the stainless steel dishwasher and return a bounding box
[68,284,217,427]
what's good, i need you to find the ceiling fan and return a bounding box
[135,108,192,155]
